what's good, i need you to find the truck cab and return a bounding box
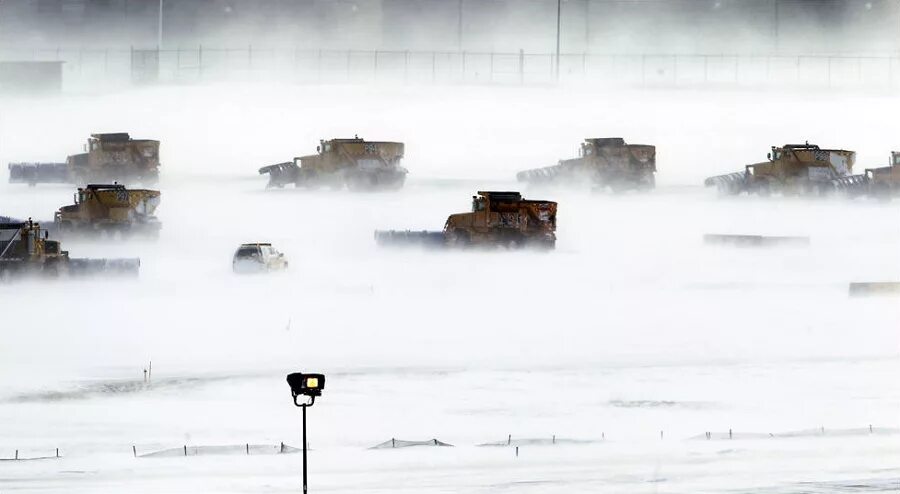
[443,191,557,248]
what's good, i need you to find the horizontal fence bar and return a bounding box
[1,47,898,92]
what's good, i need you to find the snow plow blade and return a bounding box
[8,162,70,185]
[67,258,140,277]
[848,282,900,297]
[374,230,446,248]
[831,174,869,195]
[259,161,299,188]
[703,234,810,247]
[516,164,565,183]
[704,171,747,194]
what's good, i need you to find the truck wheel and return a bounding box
[449,229,470,247]
[873,183,891,201]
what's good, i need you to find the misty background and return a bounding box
[4,0,900,54]
[4,1,900,91]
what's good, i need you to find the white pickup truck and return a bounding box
[232,243,288,273]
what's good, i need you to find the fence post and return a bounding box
[889,57,894,89]
[346,50,352,81]
[56,448,59,458]
[462,50,467,82]
[183,445,187,457]
[246,443,249,455]
[518,49,524,85]
[672,55,678,85]
[133,445,137,457]
[734,55,739,84]
[489,52,494,83]
[641,54,647,86]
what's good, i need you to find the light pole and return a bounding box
[157,0,163,50]
[458,0,464,51]
[556,0,562,81]
[287,372,325,494]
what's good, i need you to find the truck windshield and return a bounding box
[235,246,259,258]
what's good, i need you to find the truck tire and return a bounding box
[448,229,470,247]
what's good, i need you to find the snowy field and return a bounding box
[0,85,898,492]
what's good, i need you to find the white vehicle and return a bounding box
[232,243,288,273]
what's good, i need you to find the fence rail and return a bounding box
[2,46,900,92]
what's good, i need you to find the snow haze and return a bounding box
[1,1,899,492]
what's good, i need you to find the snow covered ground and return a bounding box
[0,84,898,492]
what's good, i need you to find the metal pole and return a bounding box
[458,0,464,51]
[302,405,308,494]
[555,0,561,81]
[774,0,779,54]
[157,0,163,49]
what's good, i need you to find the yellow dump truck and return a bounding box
[259,136,406,191]
[8,133,160,186]
[705,142,855,196]
[0,219,139,280]
[516,138,656,191]
[832,151,900,199]
[375,191,557,249]
[54,184,161,238]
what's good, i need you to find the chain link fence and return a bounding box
[2,46,900,92]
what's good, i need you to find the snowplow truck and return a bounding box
[8,133,160,186]
[0,219,139,280]
[831,151,900,199]
[258,137,406,191]
[516,138,656,191]
[54,184,161,239]
[705,143,855,196]
[375,191,557,249]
